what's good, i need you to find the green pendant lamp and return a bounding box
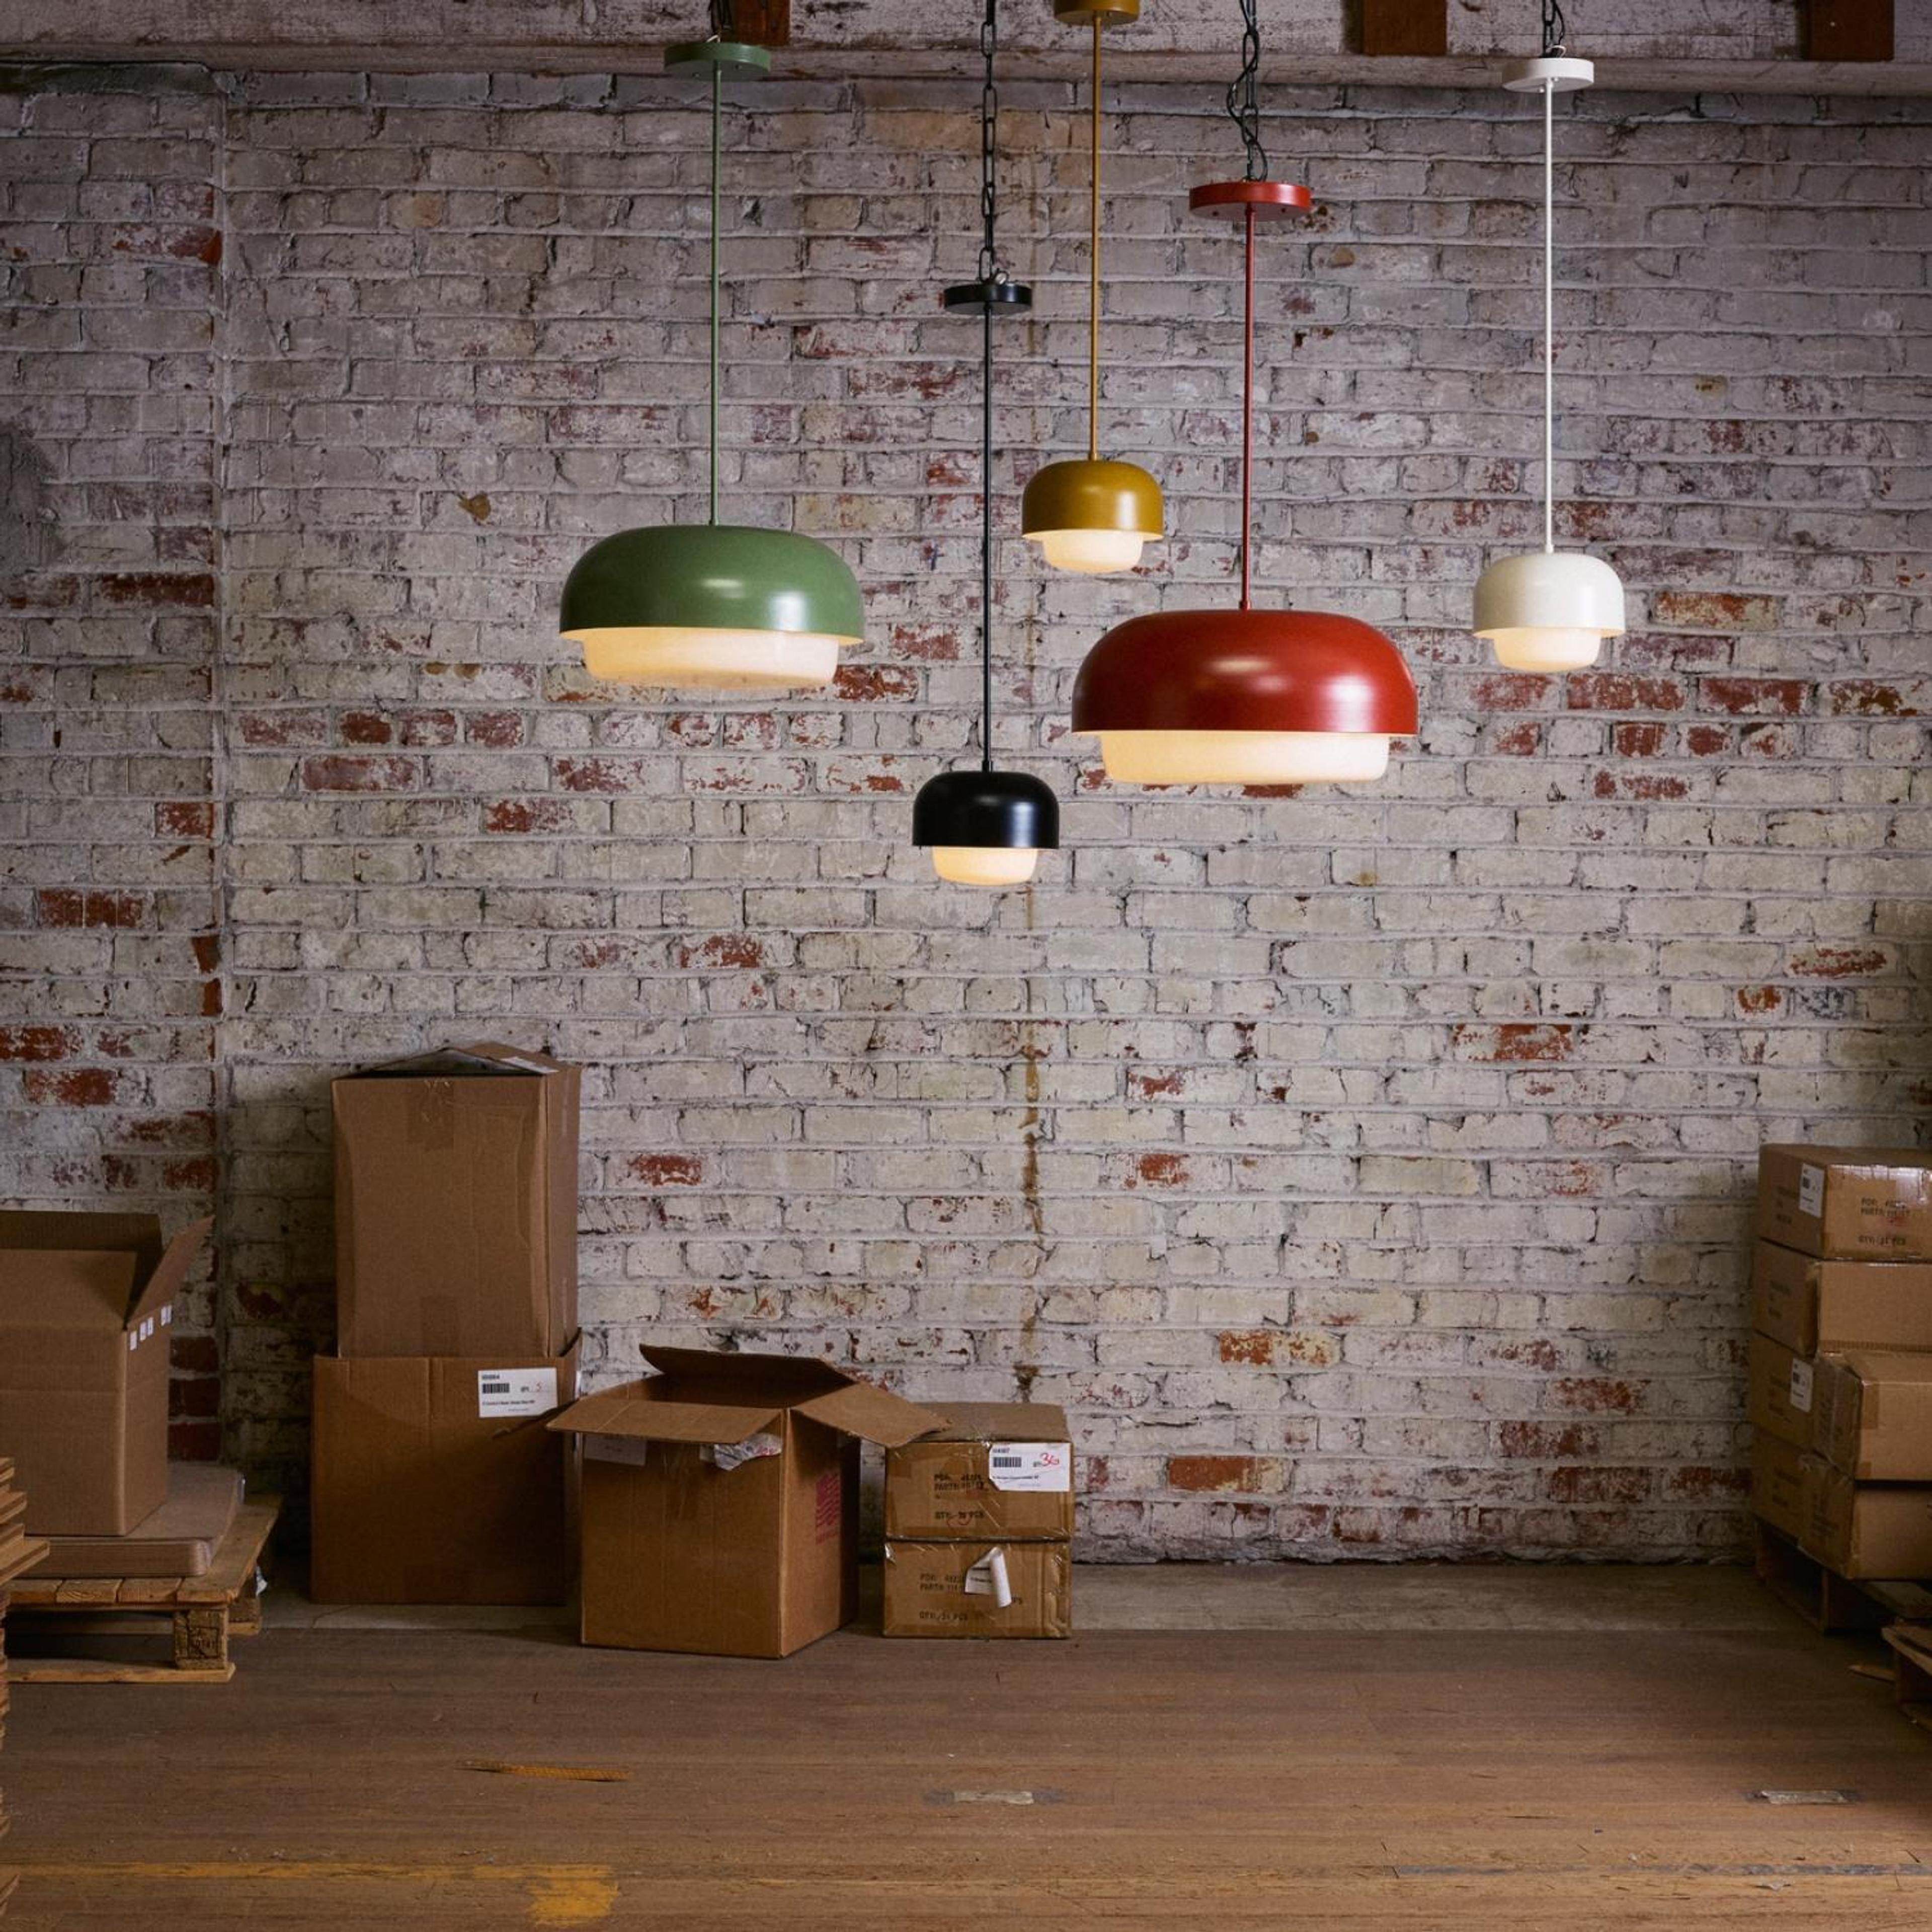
[1020,1,1163,575]
[559,14,862,690]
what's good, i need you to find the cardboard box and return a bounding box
[1750,1431,1808,1543]
[1756,1146,1932,1261]
[1803,1459,1932,1580]
[548,1346,943,1659]
[882,1540,1073,1639]
[885,1402,1075,1541]
[1747,1332,1817,1452]
[310,1342,578,1603]
[0,1212,209,1535]
[1813,1349,1932,1482]
[333,1043,580,1357]
[1753,1241,1932,1357]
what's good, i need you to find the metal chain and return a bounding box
[1541,0,1567,56]
[977,0,1002,281]
[1224,0,1266,182]
[709,0,733,38]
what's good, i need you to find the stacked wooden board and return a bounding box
[0,1459,52,1919]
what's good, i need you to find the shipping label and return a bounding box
[1789,1358,1814,1414]
[476,1366,559,1417]
[987,1442,1072,1493]
[1798,1164,1825,1218]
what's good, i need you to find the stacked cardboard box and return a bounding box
[310,1044,582,1604]
[1749,1145,1932,1579]
[0,1461,51,1914]
[882,1403,1074,1639]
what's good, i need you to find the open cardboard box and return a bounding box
[0,1212,209,1535]
[550,1345,943,1659]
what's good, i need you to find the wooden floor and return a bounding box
[5,1566,1931,1928]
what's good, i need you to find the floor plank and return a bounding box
[4,1568,1928,1928]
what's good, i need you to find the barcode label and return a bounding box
[477,1366,558,1417]
[987,1442,1072,1493]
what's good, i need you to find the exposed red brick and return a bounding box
[1827,681,1924,717]
[1664,1465,1749,1500]
[1736,985,1782,1015]
[37,889,145,929]
[169,1375,220,1419]
[1649,590,1779,631]
[1131,1152,1190,1189]
[170,1332,221,1376]
[484,798,575,834]
[97,571,217,608]
[1789,945,1889,979]
[678,934,764,970]
[168,1420,222,1462]
[1611,721,1668,757]
[1543,1465,1650,1504]
[1739,722,1798,759]
[466,710,525,748]
[1684,724,1730,757]
[340,710,394,745]
[1128,1069,1185,1099]
[1218,1329,1274,1365]
[398,709,459,748]
[1471,673,1552,711]
[1451,1022,1576,1063]
[1565,674,1686,713]
[191,933,220,973]
[1491,721,1541,756]
[0,1025,79,1062]
[628,1153,704,1187]
[1593,770,1690,800]
[1498,1421,1601,1459]
[156,801,216,837]
[1492,1337,1564,1371]
[1699,677,1806,716]
[555,758,649,793]
[833,664,919,702]
[1167,1455,1270,1494]
[300,754,419,792]
[23,1067,119,1106]
[1549,1377,1643,1415]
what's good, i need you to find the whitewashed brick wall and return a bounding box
[3,63,1928,1557]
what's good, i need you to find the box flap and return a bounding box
[126,1217,211,1330]
[918,1401,1072,1444]
[341,1040,566,1081]
[549,1382,779,1445]
[0,1210,161,1275]
[1830,1348,1932,1388]
[638,1344,848,1395]
[794,1381,946,1448]
[0,1247,139,1330]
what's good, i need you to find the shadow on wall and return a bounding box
[0,426,57,578]
[218,1071,338,1525]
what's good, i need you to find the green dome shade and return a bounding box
[560,523,863,691]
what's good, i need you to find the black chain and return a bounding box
[1541,0,1567,56]
[1224,0,1266,182]
[709,1,733,36]
[977,0,1002,281]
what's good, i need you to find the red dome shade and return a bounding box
[1071,607,1418,736]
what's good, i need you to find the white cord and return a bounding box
[1543,76,1555,555]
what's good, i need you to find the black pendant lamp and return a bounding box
[913,0,1059,888]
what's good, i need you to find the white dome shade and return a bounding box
[1031,528,1147,575]
[1474,551,1626,650]
[1096,730,1393,787]
[931,845,1040,886]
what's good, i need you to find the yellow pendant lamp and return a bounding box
[1020,1,1162,575]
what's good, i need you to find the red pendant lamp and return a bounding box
[1070,3,1417,787]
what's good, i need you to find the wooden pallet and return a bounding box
[5,1497,277,1684]
[1753,1521,1932,1634]
[1884,1623,1932,1735]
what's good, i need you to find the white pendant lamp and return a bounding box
[1473,5,1624,674]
